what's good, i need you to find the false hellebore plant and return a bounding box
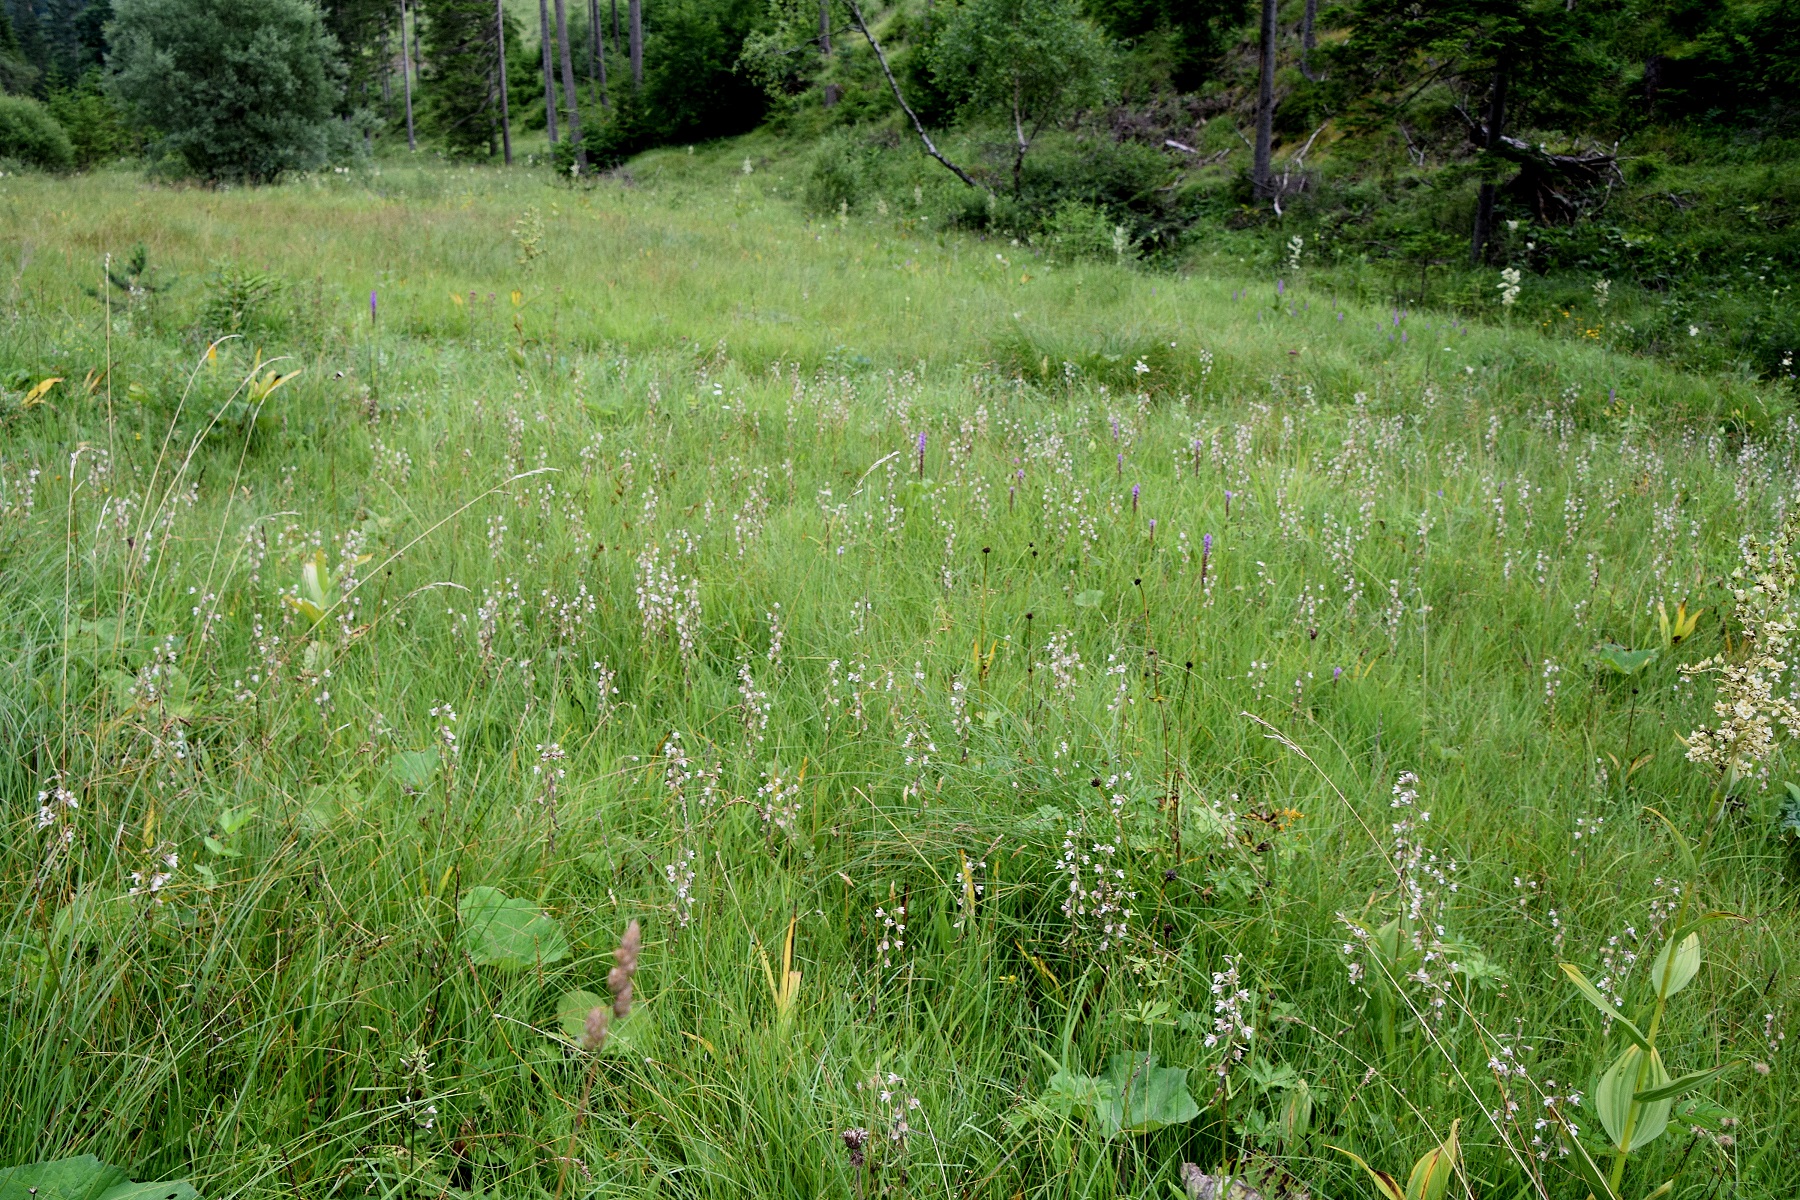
[1557,513,1799,1199]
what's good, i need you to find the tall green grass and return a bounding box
[0,145,1796,1200]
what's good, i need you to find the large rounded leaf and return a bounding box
[457,886,569,970]
[1596,1044,1672,1151]
[1096,1052,1200,1137]
[1647,932,1701,999]
[0,1156,199,1200]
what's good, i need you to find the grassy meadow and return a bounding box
[2,143,1798,1200]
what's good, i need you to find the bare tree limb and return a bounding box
[843,0,983,190]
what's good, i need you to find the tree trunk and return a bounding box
[1300,0,1319,82]
[601,0,615,106]
[819,0,830,54]
[554,0,585,169]
[496,0,513,163]
[628,0,642,89]
[400,0,416,151]
[1252,0,1277,199]
[1011,88,1027,197]
[539,0,558,144]
[380,17,393,114]
[1470,65,1508,263]
[612,0,620,44]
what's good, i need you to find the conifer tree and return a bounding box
[419,0,515,156]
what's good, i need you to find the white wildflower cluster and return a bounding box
[1057,820,1134,951]
[32,778,78,880]
[130,850,180,903]
[875,898,907,968]
[757,765,802,833]
[665,848,698,927]
[1498,266,1522,307]
[856,1070,921,1145]
[1040,630,1083,696]
[739,662,771,746]
[636,532,703,660]
[951,855,986,929]
[1204,954,1255,1080]
[1682,514,1800,780]
[430,702,459,758]
[1529,1081,1584,1161]
[590,659,620,722]
[34,779,77,834]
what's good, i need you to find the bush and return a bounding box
[0,96,75,171]
[1044,199,1135,263]
[108,0,346,182]
[802,130,873,214]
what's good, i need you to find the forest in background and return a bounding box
[0,0,1796,379]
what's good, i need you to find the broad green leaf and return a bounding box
[1646,932,1701,999]
[1595,1044,1672,1152]
[1559,963,1652,1051]
[1779,782,1800,837]
[1635,1061,1740,1104]
[1594,644,1658,676]
[457,886,569,970]
[1073,589,1103,608]
[1280,1078,1314,1145]
[301,782,363,831]
[1094,1052,1199,1137]
[557,990,606,1041]
[98,1184,201,1200]
[0,1156,199,1200]
[389,748,441,793]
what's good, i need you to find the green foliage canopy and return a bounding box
[930,0,1113,192]
[108,0,346,181]
[0,93,75,169]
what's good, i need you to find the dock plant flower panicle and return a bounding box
[1682,513,1800,783]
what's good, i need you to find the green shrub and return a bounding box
[199,264,289,337]
[108,0,345,182]
[1044,199,1133,263]
[802,129,872,215]
[0,95,75,171]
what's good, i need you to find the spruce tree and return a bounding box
[419,0,516,156]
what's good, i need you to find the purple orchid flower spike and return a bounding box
[916,431,927,477]
[370,290,378,322]
[1131,483,1140,512]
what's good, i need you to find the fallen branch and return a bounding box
[843,0,981,190]
[1164,139,1231,166]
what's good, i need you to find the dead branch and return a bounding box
[843,0,982,191]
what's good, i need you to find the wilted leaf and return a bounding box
[458,885,568,970]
